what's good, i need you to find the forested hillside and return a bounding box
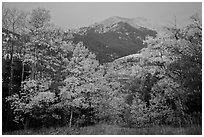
[2,7,202,134]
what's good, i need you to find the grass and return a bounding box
[3,124,202,135]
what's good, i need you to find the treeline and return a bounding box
[2,7,202,132]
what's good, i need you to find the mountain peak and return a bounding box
[93,16,161,31]
[98,16,133,28]
[99,16,127,27]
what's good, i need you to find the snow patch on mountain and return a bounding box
[114,53,142,63]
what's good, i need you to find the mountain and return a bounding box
[64,16,157,63]
[96,16,162,30]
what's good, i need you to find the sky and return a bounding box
[4,2,202,29]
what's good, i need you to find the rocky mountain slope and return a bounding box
[64,16,158,63]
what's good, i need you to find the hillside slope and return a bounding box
[65,16,157,63]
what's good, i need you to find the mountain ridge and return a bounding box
[90,16,162,31]
[65,16,157,63]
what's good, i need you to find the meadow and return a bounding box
[4,124,202,135]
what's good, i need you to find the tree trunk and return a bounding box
[9,40,14,95]
[21,42,25,88]
[9,24,16,95]
[5,103,11,131]
[24,116,30,130]
[31,63,35,80]
[69,109,73,128]
[21,61,24,85]
[31,44,37,80]
[5,39,15,130]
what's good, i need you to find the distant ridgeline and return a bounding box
[64,16,157,63]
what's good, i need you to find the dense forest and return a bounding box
[2,7,202,134]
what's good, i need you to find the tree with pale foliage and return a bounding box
[130,14,202,126]
[59,42,100,127]
[6,7,75,129]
